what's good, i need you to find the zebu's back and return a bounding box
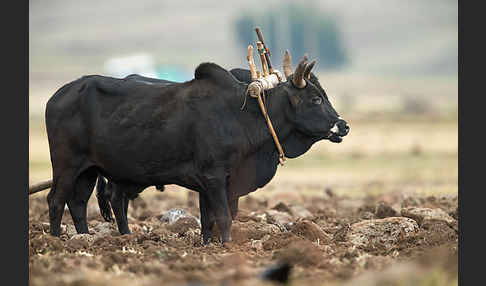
[46,75,199,183]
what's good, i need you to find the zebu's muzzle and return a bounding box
[327,118,349,143]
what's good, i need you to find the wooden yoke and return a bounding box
[255,27,274,74]
[256,41,270,77]
[244,29,287,165]
[247,45,258,81]
[256,93,286,165]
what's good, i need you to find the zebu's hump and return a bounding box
[194,62,241,89]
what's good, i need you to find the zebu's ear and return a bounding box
[288,94,302,108]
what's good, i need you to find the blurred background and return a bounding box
[29,0,457,198]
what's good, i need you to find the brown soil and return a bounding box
[29,190,458,286]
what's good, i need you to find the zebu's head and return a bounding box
[277,51,349,143]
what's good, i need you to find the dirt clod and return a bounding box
[347,217,419,250]
[289,220,331,243]
[274,240,323,267]
[375,202,398,218]
[166,216,200,235]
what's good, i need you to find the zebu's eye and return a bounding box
[312,96,322,105]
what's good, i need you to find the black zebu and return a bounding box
[45,54,349,243]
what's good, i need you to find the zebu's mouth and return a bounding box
[326,119,349,143]
[327,131,343,143]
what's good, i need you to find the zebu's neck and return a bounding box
[226,84,326,200]
[234,84,294,159]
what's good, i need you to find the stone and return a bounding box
[401,207,456,226]
[160,208,187,224]
[265,210,293,230]
[160,208,201,235]
[347,217,419,250]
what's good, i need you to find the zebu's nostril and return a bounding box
[330,124,339,133]
[336,120,349,136]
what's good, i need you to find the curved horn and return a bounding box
[303,60,316,79]
[292,55,309,88]
[283,50,293,80]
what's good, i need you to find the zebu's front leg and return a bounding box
[202,174,232,243]
[199,192,216,245]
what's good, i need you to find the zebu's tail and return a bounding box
[29,179,53,195]
[29,175,114,222]
[96,175,114,223]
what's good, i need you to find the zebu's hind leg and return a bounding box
[47,169,75,236]
[110,184,141,235]
[67,167,97,234]
[111,190,130,234]
[229,197,239,220]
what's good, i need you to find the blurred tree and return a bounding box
[234,3,348,71]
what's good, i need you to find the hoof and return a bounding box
[222,241,235,249]
[49,231,61,237]
[202,237,212,245]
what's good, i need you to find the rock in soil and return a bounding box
[160,208,193,224]
[265,209,293,229]
[159,208,201,235]
[401,207,456,226]
[346,217,419,250]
